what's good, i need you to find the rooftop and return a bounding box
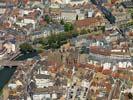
[74,17,103,28]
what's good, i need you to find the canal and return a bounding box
[0,52,39,91]
[15,52,39,61]
[0,66,17,90]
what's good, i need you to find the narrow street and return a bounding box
[23,60,39,100]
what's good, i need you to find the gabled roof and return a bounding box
[75,17,103,28]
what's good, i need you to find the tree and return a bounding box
[131,13,133,19]
[94,27,97,31]
[72,32,78,37]
[47,34,57,45]
[70,24,74,31]
[66,32,73,38]
[34,31,79,50]
[38,37,48,45]
[47,34,61,49]
[44,15,51,24]
[128,92,133,99]
[60,19,65,25]
[80,29,88,35]
[51,42,60,49]
[101,26,105,32]
[76,15,79,20]
[71,30,79,37]
[88,29,91,33]
[64,22,74,32]
[64,23,70,32]
[20,43,34,53]
[36,48,44,53]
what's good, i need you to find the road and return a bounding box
[108,80,119,100]
[23,60,39,100]
[0,60,23,66]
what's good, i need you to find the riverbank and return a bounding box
[0,66,17,91]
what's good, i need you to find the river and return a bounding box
[0,66,17,90]
[0,52,39,91]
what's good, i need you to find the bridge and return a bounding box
[9,51,21,61]
[0,60,23,66]
[0,50,21,66]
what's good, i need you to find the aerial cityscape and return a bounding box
[0,0,133,100]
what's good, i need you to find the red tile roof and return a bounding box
[111,0,119,4]
[128,32,133,36]
[119,74,128,80]
[75,17,103,27]
[3,21,11,28]
[95,67,103,72]
[74,18,103,28]
[111,73,119,78]
[130,76,133,81]
[102,69,112,75]
[88,34,104,40]
[90,46,111,56]
[39,20,47,25]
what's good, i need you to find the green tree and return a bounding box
[34,31,79,50]
[64,22,74,32]
[80,29,88,35]
[36,48,44,53]
[88,29,91,33]
[38,37,48,45]
[71,30,79,37]
[70,24,74,31]
[51,42,60,49]
[131,13,133,19]
[47,34,57,45]
[101,26,105,32]
[66,32,73,38]
[47,34,60,49]
[76,15,79,20]
[64,23,70,32]
[72,32,78,37]
[94,27,97,31]
[60,19,65,25]
[128,92,133,99]
[20,43,34,53]
[45,15,51,24]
